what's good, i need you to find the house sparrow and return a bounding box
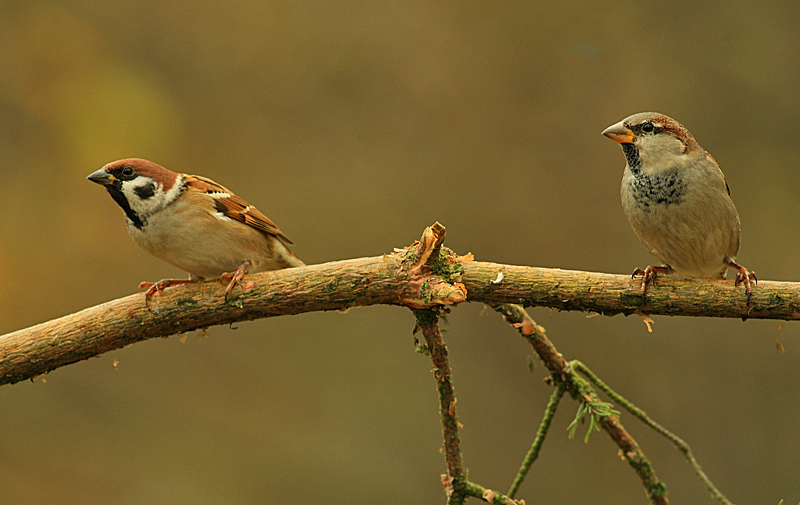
[602,112,755,298]
[88,158,304,304]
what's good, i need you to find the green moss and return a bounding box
[323,278,341,293]
[269,292,288,301]
[620,292,648,306]
[414,343,431,355]
[768,293,783,306]
[649,481,668,498]
[401,249,420,268]
[428,247,464,283]
[420,279,432,304]
[414,308,439,327]
[175,298,198,309]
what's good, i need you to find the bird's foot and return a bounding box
[138,279,194,306]
[220,261,251,302]
[725,260,756,301]
[631,265,673,299]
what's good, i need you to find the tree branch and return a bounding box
[414,309,467,505]
[572,360,733,505]
[507,383,565,498]
[466,262,799,320]
[0,222,772,503]
[2,222,798,387]
[0,223,467,385]
[494,304,668,504]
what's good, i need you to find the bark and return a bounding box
[1,222,796,385]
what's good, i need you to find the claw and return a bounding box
[220,261,251,302]
[631,265,673,298]
[726,259,756,301]
[138,279,193,306]
[630,267,646,280]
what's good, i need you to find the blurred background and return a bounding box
[1,1,799,503]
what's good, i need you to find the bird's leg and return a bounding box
[220,260,252,302]
[631,265,673,298]
[138,279,194,306]
[724,258,757,300]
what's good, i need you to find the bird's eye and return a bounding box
[122,166,134,177]
[641,122,655,133]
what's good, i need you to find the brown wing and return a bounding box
[705,152,732,196]
[185,175,294,246]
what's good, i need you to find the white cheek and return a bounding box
[121,179,163,217]
[121,175,184,219]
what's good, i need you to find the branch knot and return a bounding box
[399,222,469,309]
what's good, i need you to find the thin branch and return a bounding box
[494,304,668,505]
[508,383,565,498]
[418,306,525,505]
[440,476,524,505]
[572,360,734,505]
[415,309,467,505]
[464,481,524,505]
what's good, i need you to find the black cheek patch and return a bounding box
[134,183,156,200]
[106,186,145,229]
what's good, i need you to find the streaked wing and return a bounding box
[185,175,294,245]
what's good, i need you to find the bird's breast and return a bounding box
[622,168,686,212]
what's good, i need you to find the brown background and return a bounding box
[2,1,799,503]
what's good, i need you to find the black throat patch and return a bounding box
[621,143,686,209]
[621,143,641,172]
[106,185,145,229]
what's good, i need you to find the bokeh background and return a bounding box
[2,1,799,503]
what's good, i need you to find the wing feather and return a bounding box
[185,175,294,246]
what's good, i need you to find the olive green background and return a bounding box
[2,1,799,504]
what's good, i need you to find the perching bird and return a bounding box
[602,112,755,297]
[88,158,304,303]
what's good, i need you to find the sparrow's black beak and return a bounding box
[87,169,115,186]
[602,121,637,144]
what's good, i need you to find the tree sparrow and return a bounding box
[88,158,305,304]
[602,112,755,298]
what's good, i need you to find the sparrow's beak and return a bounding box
[87,169,115,186]
[602,121,637,144]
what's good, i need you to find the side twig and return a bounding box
[572,360,734,505]
[494,304,668,505]
[411,225,525,505]
[415,309,466,505]
[507,383,565,498]
[417,310,526,505]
